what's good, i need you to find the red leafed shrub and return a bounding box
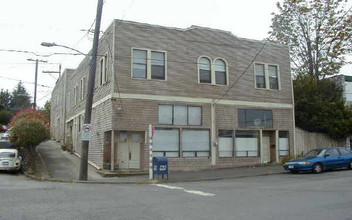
[9,109,50,174]
[10,108,49,127]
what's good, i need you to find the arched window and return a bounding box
[215,59,227,85]
[199,57,211,83]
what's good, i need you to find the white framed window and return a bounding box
[100,54,108,85]
[80,77,86,100]
[73,84,78,105]
[153,128,179,157]
[235,130,259,157]
[199,57,211,83]
[218,130,233,157]
[182,129,210,157]
[132,48,167,80]
[198,56,228,85]
[158,105,202,126]
[254,63,280,90]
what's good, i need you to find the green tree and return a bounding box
[10,82,31,112]
[0,89,13,125]
[42,100,51,124]
[0,111,13,125]
[269,0,352,80]
[294,75,352,139]
[0,89,12,110]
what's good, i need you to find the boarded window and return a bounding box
[279,131,289,156]
[218,130,233,157]
[235,130,259,157]
[182,130,210,157]
[153,129,179,157]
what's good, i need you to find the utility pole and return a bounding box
[43,64,62,78]
[27,58,47,109]
[79,0,104,181]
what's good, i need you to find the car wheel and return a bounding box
[348,160,352,170]
[289,170,298,174]
[312,163,323,173]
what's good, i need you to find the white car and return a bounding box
[0,149,22,172]
[0,131,10,141]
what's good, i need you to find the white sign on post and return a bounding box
[82,124,92,141]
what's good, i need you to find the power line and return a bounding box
[215,35,273,104]
[0,75,53,88]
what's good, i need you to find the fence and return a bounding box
[295,127,345,155]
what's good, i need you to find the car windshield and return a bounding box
[304,149,325,157]
[0,152,15,158]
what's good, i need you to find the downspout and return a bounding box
[63,70,67,146]
[289,48,296,157]
[211,100,216,166]
[110,21,116,171]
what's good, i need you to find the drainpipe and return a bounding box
[211,100,216,166]
[110,21,116,171]
[111,130,115,171]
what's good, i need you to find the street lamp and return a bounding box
[41,42,86,56]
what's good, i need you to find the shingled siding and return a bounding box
[51,69,75,145]
[52,20,294,171]
[113,20,292,105]
[111,98,293,171]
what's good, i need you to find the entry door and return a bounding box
[117,131,142,169]
[262,136,271,163]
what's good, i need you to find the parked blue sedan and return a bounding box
[283,147,352,173]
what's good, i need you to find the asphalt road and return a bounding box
[0,169,352,220]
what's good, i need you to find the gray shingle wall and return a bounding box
[51,20,294,171]
[113,20,292,104]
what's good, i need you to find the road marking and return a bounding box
[154,184,215,197]
[183,190,215,197]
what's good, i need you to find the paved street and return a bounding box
[1,168,352,220]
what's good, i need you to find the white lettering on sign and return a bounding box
[159,165,167,171]
[82,124,92,141]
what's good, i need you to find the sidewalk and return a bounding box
[34,140,286,184]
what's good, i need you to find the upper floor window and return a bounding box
[255,64,266,88]
[199,57,211,83]
[73,84,78,105]
[132,48,166,80]
[133,49,147,78]
[215,59,227,85]
[80,77,86,100]
[268,65,278,89]
[100,54,108,85]
[151,51,165,80]
[198,56,228,85]
[254,63,280,90]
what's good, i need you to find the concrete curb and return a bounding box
[23,170,287,185]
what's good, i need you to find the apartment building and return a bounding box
[330,74,352,148]
[51,20,295,171]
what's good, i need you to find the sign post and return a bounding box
[149,124,153,180]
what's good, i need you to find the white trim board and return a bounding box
[66,92,293,123]
[114,93,293,109]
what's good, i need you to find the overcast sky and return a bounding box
[0,0,351,108]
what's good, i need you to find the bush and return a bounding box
[9,109,50,174]
[10,119,50,148]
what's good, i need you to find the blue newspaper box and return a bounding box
[153,156,168,180]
